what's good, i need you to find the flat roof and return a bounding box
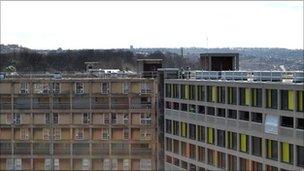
[200,53,239,57]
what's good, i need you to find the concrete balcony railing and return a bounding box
[131,148,152,156]
[0,143,12,155]
[111,148,129,155]
[32,102,50,109]
[0,102,11,110]
[111,103,129,110]
[54,144,70,155]
[14,144,31,155]
[92,144,109,155]
[72,103,90,109]
[130,103,151,109]
[91,103,109,109]
[13,103,31,109]
[73,144,90,155]
[53,102,70,109]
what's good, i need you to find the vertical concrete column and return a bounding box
[277,89,281,110]
[262,88,266,109]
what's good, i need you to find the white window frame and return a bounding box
[111,159,118,170]
[20,128,29,140]
[75,82,85,94]
[15,158,22,170]
[54,159,59,170]
[54,128,61,140]
[123,128,129,140]
[6,158,13,170]
[34,83,49,94]
[140,129,151,140]
[20,82,29,94]
[123,82,130,94]
[44,158,51,170]
[123,114,129,125]
[6,113,12,124]
[13,113,21,125]
[141,113,151,125]
[101,82,109,94]
[103,159,110,170]
[53,113,59,124]
[140,159,151,170]
[101,128,109,140]
[52,82,60,94]
[141,82,149,94]
[45,113,51,124]
[82,113,91,124]
[43,128,50,140]
[265,114,279,135]
[123,159,130,170]
[75,128,84,140]
[82,159,90,170]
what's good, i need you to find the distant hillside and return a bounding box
[0,44,303,72]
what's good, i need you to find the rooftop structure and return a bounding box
[200,53,239,71]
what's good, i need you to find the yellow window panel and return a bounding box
[267,140,272,158]
[208,128,213,144]
[185,85,189,99]
[240,134,247,152]
[288,91,295,110]
[282,142,290,163]
[212,86,217,102]
[245,88,251,106]
[298,91,303,111]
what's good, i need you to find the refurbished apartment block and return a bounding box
[164,53,304,171]
[0,71,158,170]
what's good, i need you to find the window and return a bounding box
[281,142,293,164]
[217,108,226,117]
[166,137,172,152]
[83,113,91,124]
[239,134,249,153]
[140,129,151,140]
[217,152,226,169]
[198,146,205,162]
[123,114,129,124]
[101,82,109,94]
[251,161,262,171]
[217,129,225,147]
[15,158,22,170]
[281,116,293,128]
[252,136,262,156]
[297,118,304,130]
[207,149,215,166]
[101,128,109,140]
[123,82,130,94]
[180,122,187,138]
[266,139,278,160]
[297,145,304,167]
[75,82,84,94]
[173,121,179,135]
[251,112,262,123]
[207,107,215,115]
[207,86,217,102]
[172,84,179,98]
[53,113,59,124]
[141,113,151,125]
[227,131,237,150]
[45,113,51,124]
[123,128,129,140]
[297,91,303,112]
[44,159,51,170]
[54,128,61,140]
[266,89,278,109]
[103,159,110,170]
[239,158,249,171]
[173,139,179,154]
[173,102,179,110]
[43,128,50,140]
[189,124,196,140]
[141,82,150,94]
[165,119,172,134]
[197,85,205,101]
[189,104,196,113]
[228,109,237,119]
[75,128,84,140]
[266,165,278,171]
[189,144,196,160]
[13,113,21,124]
[198,105,205,114]
[6,113,12,124]
[123,159,130,170]
[103,114,109,124]
[265,114,279,134]
[251,88,262,107]
[166,155,172,163]
[189,85,196,100]
[173,158,180,166]
[181,103,187,111]
[239,111,249,121]
[227,154,237,171]
[111,113,117,124]
[165,84,172,97]
[52,82,60,93]
[197,125,205,142]
[82,159,90,170]
[181,84,189,100]
[227,87,237,105]
[34,83,49,94]
[112,159,118,170]
[189,164,196,171]
[20,82,29,94]
[181,160,188,169]
[165,101,171,109]
[20,128,29,140]
[218,86,225,103]
[207,127,214,144]
[239,88,250,106]
[280,90,295,111]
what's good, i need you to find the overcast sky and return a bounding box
[0,1,303,50]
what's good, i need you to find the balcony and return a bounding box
[13,103,31,110]
[131,103,151,109]
[54,143,70,155]
[92,143,109,155]
[14,143,31,155]
[0,102,11,110]
[53,102,70,110]
[111,147,129,155]
[72,102,90,109]
[33,143,50,155]
[32,102,50,109]
[73,143,89,155]
[131,148,152,156]
[0,142,12,155]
